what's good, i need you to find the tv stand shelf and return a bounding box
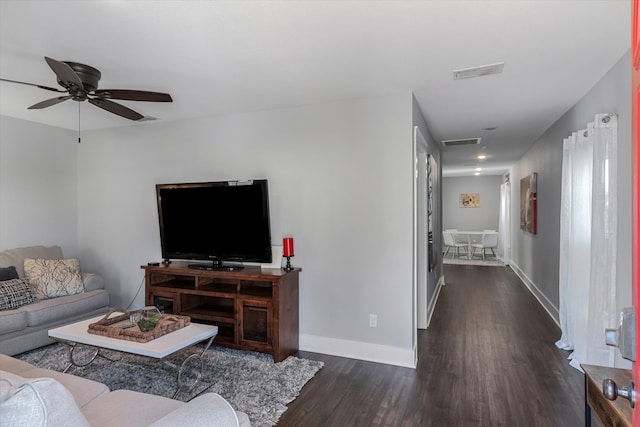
[143,262,300,362]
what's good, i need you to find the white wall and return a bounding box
[442,175,502,232]
[412,95,443,331]
[0,116,78,257]
[76,93,417,366]
[510,51,631,367]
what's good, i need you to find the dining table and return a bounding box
[455,230,498,259]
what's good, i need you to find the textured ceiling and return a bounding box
[0,1,631,176]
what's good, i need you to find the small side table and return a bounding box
[582,364,632,427]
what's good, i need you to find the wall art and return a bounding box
[520,173,537,234]
[459,192,480,208]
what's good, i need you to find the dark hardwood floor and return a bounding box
[277,265,593,427]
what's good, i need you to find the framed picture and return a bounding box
[427,154,437,272]
[459,193,480,208]
[520,173,537,234]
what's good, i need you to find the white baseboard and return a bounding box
[509,261,559,327]
[300,267,560,370]
[298,274,444,368]
[299,334,417,368]
[426,275,445,328]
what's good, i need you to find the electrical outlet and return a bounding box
[369,314,378,328]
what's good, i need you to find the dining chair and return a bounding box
[450,229,471,252]
[471,231,498,259]
[443,231,467,258]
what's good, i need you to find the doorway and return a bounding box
[414,126,429,332]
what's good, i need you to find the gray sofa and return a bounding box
[0,354,250,426]
[0,246,110,356]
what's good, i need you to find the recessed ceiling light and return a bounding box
[474,172,481,176]
[477,154,487,160]
[453,62,505,80]
[475,167,482,171]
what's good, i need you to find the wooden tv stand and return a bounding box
[142,262,300,362]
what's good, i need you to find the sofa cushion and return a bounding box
[20,368,110,408]
[0,246,63,278]
[0,370,90,427]
[0,309,28,334]
[81,389,184,427]
[22,290,110,327]
[24,258,84,300]
[81,272,105,292]
[0,266,19,281]
[0,279,38,311]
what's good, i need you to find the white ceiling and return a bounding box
[0,1,631,176]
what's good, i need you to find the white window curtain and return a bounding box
[498,181,511,263]
[556,113,618,370]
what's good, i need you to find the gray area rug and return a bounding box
[16,342,323,427]
[443,257,505,267]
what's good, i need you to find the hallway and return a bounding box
[279,265,589,426]
[418,265,586,426]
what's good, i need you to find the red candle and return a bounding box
[283,237,294,257]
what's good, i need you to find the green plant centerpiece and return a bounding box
[135,306,162,332]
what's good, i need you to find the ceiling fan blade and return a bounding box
[44,56,83,90]
[28,95,72,109]
[0,78,67,93]
[88,98,144,121]
[93,89,172,102]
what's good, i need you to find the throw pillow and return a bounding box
[0,370,90,427]
[0,266,19,281]
[23,258,84,300]
[148,393,240,427]
[0,279,37,311]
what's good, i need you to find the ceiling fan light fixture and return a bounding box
[453,62,505,80]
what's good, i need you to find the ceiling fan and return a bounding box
[0,56,172,121]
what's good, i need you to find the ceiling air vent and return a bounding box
[441,137,482,147]
[453,62,505,80]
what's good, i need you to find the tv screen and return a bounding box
[156,179,272,269]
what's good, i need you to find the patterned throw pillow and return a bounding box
[23,258,84,300]
[0,266,19,281]
[0,279,37,310]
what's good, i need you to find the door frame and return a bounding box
[413,126,429,337]
[631,0,639,423]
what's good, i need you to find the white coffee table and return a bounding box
[49,314,218,398]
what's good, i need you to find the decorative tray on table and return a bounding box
[87,308,190,343]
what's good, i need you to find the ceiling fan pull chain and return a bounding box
[78,102,81,144]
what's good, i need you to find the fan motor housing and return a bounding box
[62,61,101,92]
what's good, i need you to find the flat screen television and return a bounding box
[156,179,272,270]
